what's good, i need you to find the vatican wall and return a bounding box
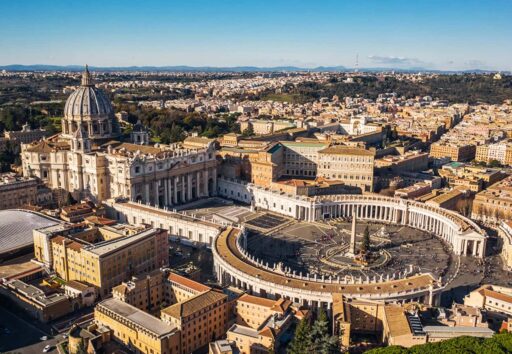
[217,177,252,204]
[104,199,223,246]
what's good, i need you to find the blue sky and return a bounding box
[1,0,511,70]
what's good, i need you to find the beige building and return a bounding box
[498,221,512,271]
[430,142,476,162]
[0,173,39,209]
[161,290,229,354]
[95,298,181,354]
[224,294,296,354]
[475,139,512,166]
[112,270,166,315]
[317,146,375,192]
[472,175,512,223]
[235,294,292,329]
[333,298,493,348]
[4,123,49,144]
[464,284,512,317]
[0,279,72,322]
[33,222,168,296]
[96,270,230,354]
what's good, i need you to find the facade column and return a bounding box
[212,168,217,195]
[167,178,173,206]
[203,170,209,196]
[130,185,136,201]
[181,175,187,203]
[154,180,159,206]
[163,178,168,206]
[187,173,193,200]
[144,183,150,203]
[173,177,178,204]
[197,171,202,197]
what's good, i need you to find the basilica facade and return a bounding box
[21,66,218,205]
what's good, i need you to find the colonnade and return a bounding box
[212,228,438,309]
[130,168,216,207]
[316,200,485,258]
[249,187,487,258]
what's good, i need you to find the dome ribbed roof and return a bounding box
[64,65,113,119]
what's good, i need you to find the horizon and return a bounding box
[1,0,511,71]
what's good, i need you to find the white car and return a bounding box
[40,336,48,341]
[43,345,51,353]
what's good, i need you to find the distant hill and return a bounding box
[0,64,504,74]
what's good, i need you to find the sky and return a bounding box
[0,0,511,70]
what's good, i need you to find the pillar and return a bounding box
[144,183,150,203]
[173,177,178,204]
[203,170,209,196]
[154,180,159,206]
[163,178,168,206]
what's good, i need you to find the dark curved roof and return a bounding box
[0,210,59,255]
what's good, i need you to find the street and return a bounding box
[0,306,66,354]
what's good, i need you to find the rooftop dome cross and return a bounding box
[81,64,94,86]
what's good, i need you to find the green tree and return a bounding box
[488,159,502,168]
[242,125,254,137]
[288,317,312,354]
[360,226,370,254]
[311,309,340,354]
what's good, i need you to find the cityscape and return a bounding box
[1,1,512,354]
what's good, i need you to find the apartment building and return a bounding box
[472,175,512,223]
[475,140,512,166]
[430,142,476,162]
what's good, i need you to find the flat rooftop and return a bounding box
[98,298,177,337]
[85,228,159,256]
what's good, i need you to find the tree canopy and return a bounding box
[366,332,512,354]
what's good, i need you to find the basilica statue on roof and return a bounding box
[21,66,218,204]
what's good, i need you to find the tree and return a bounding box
[242,125,254,137]
[288,317,312,354]
[360,226,370,254]
[488,159,502,168]
[365,333,512,354]
[310,309,340,354]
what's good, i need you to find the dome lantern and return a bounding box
[81,64,93,86]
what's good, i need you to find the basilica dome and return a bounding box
[64,66,113,119]
[61,65,120,141]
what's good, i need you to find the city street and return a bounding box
[0,306,66,354]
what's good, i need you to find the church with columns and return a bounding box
[21,66,218,205]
